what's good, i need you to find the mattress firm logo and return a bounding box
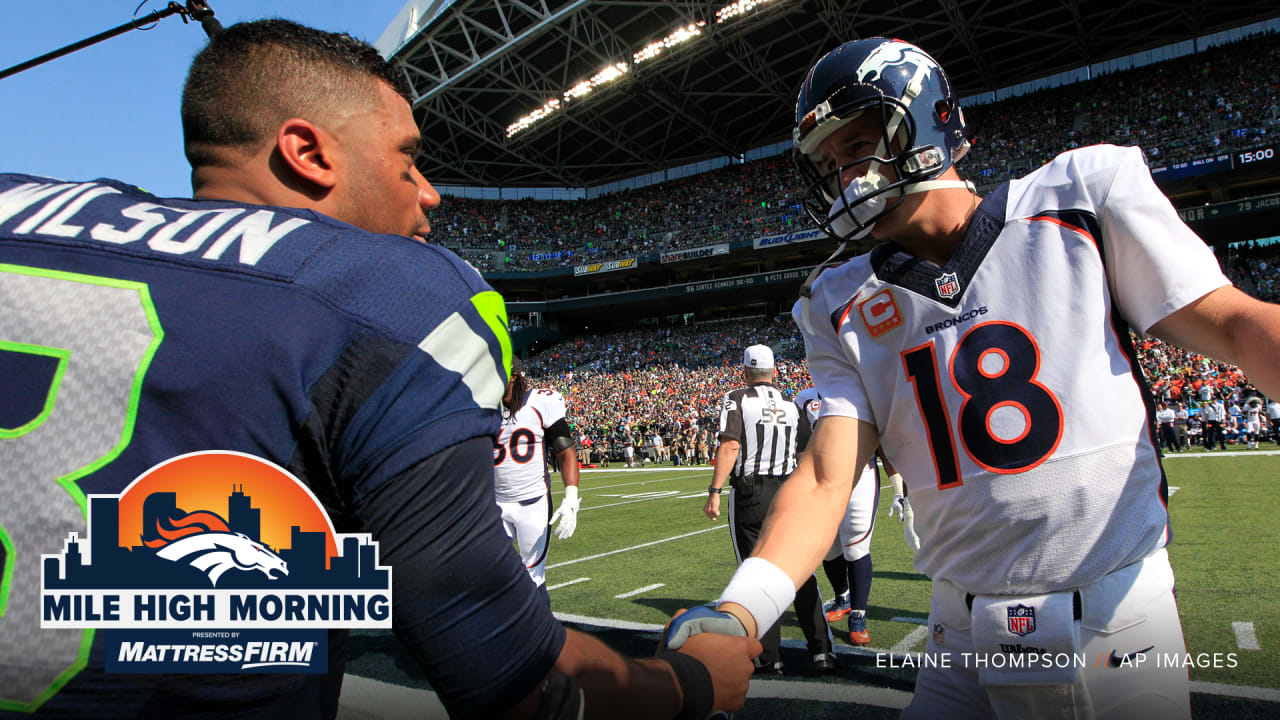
[40,451,392,673]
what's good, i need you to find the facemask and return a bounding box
[827,175,889,240]
[827,172,976,241]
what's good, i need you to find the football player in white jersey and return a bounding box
[1243,398,1264,449]
[663,37,1280,720]
[494,359,582,588]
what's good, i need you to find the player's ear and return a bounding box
[276,118,339,190]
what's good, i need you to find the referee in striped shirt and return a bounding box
[703,344,835,675]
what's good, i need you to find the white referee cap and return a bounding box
[743,344,774,369]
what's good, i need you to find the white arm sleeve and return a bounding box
[1096,146,1230,334]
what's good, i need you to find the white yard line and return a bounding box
[579,490,713,512]
[1162,450,1280,458]
[551,473,703,495]
[547,525,727,569]
[615,583,665,599]
[1233,621,1261,650]
[547,577,591,591]
[890,625,931,655]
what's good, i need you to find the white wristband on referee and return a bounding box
[717,557,795,637]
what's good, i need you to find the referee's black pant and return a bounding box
[728,474,833,667]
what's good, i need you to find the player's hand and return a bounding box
[674,622,761,713]
[889,494,907,521]
[550,486,580,540]
[661,606,748,651]
[703,492,721,520]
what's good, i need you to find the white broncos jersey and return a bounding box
[795,145,1229,595]
[494,388,566,502]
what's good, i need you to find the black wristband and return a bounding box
[707,484,720,495]
[657,650,715,720]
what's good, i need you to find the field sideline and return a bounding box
[340,448,1280,719]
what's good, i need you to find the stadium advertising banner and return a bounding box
[684,267,809,295]
[660,243,730,263]
[753,228,823,250]
[573,257,638,276]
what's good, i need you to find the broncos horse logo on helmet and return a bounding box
[141,501,289,587]
[793,37,972,245]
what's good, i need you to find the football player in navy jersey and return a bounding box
[0,19,756,720]
[665,37,1280,719]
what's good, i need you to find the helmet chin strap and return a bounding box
[903,179,976,194]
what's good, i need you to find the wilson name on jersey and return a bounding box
[494,388,566,502]
[796,145,1229,595]
[719,384,799,478]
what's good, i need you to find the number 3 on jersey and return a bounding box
[902,321,1063,488]
[0,265,162,711]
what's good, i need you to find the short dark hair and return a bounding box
[181,19,413,168]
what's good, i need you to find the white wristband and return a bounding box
[888,472,904,496]
[717,557,795,636]
[563,485,579,503]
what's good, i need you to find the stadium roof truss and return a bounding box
[388,0,1280,189]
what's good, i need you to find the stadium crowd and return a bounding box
[432,31,1279,273]
[522,314,1276,465]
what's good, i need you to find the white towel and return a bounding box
[971,590,1081,686]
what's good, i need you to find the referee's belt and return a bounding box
[730,474,789,485]
[964,590,1082,620]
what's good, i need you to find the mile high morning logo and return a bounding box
[40,451,392,673]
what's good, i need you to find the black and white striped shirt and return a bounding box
[718,383,799,478]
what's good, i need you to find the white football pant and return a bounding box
[903,548,1189,720]
[497,495,551,587]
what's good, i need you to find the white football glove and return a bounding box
[887,473,906,521]
[889,494,907,519]
[550,485,580,540]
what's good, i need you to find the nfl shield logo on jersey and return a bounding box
[935,272,961,299]
[1007,605,1036,636]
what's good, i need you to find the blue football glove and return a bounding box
[660,605,748,651]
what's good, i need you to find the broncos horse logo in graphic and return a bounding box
[854,40,935,85]
[141,499,288,587]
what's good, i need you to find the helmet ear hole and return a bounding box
[935,99,951,124]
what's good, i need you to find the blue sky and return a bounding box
[0,1,408,199]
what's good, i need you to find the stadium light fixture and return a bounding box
[716,0,784,23]
[506,2,786,138]
[633,22,706,64]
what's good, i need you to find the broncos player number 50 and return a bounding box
[0,265,162,711]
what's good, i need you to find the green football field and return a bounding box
[341,447,1280,719]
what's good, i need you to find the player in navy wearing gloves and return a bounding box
[665,37,1280,720]
[0,19,756,720]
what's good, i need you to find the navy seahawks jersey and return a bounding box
[796,145,1229,595]
[0,174,561,718]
